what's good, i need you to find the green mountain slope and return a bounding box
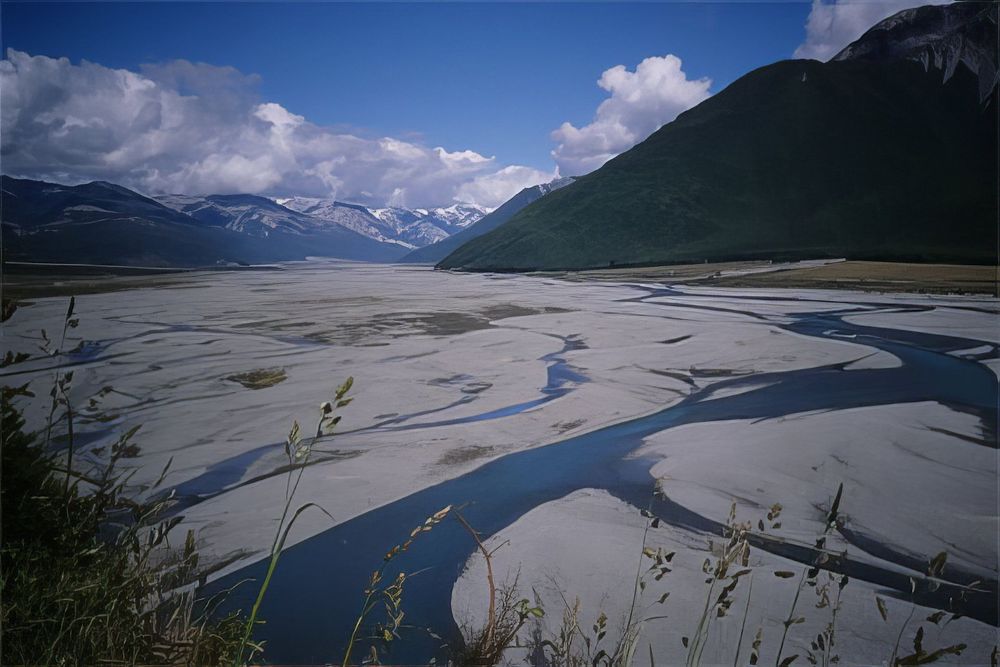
[439,5,997,271]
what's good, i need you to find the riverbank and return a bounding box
[1,260,285,299]
[545,259,998,296]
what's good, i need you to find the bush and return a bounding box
[0,394,244,665]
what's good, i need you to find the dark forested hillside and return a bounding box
[439,3,997,271]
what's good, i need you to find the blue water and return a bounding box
[204,290,998,664]
[374,334,589,430]
[153,334,591,514]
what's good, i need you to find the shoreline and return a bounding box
[538,259,999,296]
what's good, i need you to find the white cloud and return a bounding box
[550,55,711,176]
[0,50,543,208]
[794,0,950,61]
[454,165,559,207]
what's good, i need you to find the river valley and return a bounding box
[4,261,997,664]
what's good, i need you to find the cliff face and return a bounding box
[834,2,998,101]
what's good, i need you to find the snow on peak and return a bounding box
[272,196,492,248]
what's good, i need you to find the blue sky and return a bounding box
[2,2,811,170]
[1,1,928,206]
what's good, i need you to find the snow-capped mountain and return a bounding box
[156,193,328,236]
[274,197,409,246]
[424,203,493,229]
[399,177,574,265]
[368,208,449,247]
[369,204,490,245]
[152,193,407,260]
[3,177,407,267]
[5,179,492,267]
[277,197,492,249]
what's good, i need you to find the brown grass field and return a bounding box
[4,259,998,299]
[549,260,998,296]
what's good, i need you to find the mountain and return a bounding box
[156,193,330,235]
[369,207,447,247]
[274,197,410,247]
[439,2,997,272]
[400,178,574,264]
[372,203,492,246]
[3,178,201,231]
[277,197,490,249]
[833,1,998,101]
[420,203,493,229]
[1,177,406,267]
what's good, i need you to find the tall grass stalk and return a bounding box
[3,302,244,665]
[1,396,243,664]
[685,501,754,667]
[40,297,76,451]
[341,503,453,666]
[233,377,354,665]
[452,511,543,665]
[773,569,806,667]
[733,572,754,667]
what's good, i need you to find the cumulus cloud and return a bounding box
[550,55,711,176]
[0,50,544,207]
[794,0,949,61]
[454,165,558,208]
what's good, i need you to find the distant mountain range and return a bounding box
[399,178,574,264]
[276,197,489,249]
[439,2,998,271]
[0,178,491,267]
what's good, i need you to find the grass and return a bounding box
[233,378,352,663]
[1,298,245,665]
[438,444,497,466]
[5,375,989,665]
[225,367,288,390]
[0,388,245,665]
[546,260,998,296]
[229,376,463,666]
[705,261,999,296]
[450,510,545,665]
[505,483,988,667]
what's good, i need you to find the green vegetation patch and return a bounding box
[0,398,244,665]
[437,445,497,466]
[226,367,288,390]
